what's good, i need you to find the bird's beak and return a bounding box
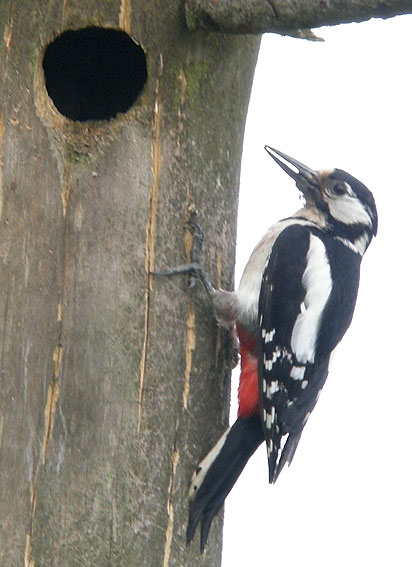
[264,146,319,200]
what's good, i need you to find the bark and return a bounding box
[0,2,259,566]
[186,0,412,37]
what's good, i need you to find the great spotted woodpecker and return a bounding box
[160,147,378,552]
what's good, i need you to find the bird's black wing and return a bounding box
[258,224,336,482]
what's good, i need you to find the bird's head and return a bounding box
[265,146,378,255]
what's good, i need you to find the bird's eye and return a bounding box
[331,182,347,196]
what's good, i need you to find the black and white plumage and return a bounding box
[185,147,378,550]
[258,148,377,482]
[260,221,359,481]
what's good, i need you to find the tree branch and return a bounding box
[185,0,412,38]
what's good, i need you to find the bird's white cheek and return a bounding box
[327,196,373,227]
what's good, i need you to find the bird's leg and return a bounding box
[154,219,239,365]
[154,221,239,354]
[152,220,216,294]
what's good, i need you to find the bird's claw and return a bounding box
[152,221,215,294]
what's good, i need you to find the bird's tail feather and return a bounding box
[187,415,264,552]
[271,431,302,483]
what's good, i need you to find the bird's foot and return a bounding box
[153,221,215,294]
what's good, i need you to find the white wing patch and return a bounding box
[290,365,305,381]
[291,234,332,363]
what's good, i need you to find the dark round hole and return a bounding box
[42,26,147,122]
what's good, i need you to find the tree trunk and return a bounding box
[0,2,259,566]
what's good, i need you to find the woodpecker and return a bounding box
[160,147,378,552]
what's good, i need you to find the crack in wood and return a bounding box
[183,306,196,410]
[24,533,35,567]
[3,7,13,50]
[163,434,180,567]
[137,55,163,433]
[177,68,187,152]
[2,5,13,81]
[181,207,197,409]
[41,344,62,465]
[266,0,280,19]
[119,0,132,34]
[25,88,71,562]
[24,483,37,567]
[61,179,70,218]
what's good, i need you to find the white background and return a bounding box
[223,15,412,567]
